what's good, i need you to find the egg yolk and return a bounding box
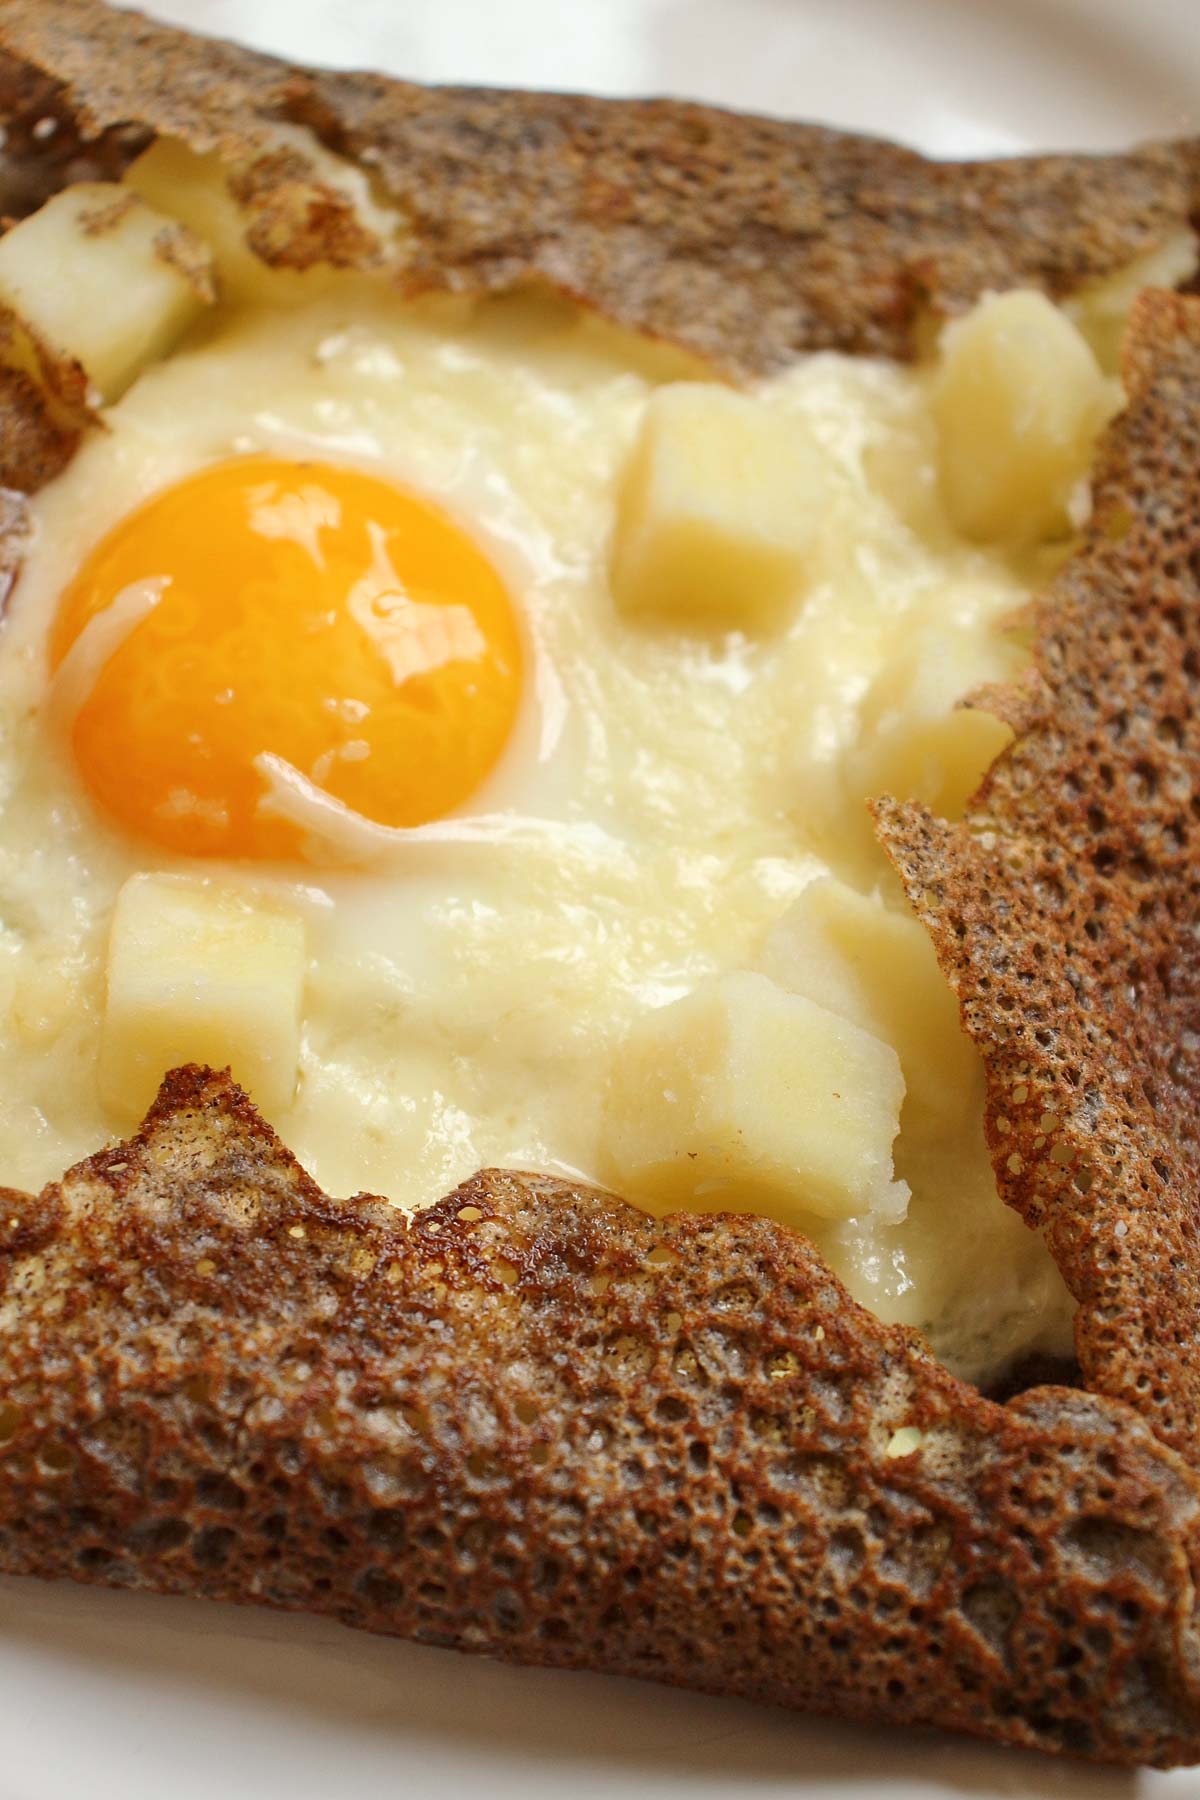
[50,456,523,861]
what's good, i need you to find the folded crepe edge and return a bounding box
[0,0,1199,1768]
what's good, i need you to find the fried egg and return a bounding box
[52,455,524,860]
[0,142,1181,1386]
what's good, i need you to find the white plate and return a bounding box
[2,3,1198,1797]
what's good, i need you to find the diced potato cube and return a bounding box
[99,874,306,1121]
[761,878,981,1131]
[865,702,1010,822]
[1068,230,1199,374]
[933,290,1119,543]
[126,131,397,306]
[609,383,828,629]
[0,182,213,401]
[601,970,907,1224]
[126,139,288,303]
[849,627,1015,819]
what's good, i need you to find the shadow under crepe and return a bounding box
[0,1575,1137,1800]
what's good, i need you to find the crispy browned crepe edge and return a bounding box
[0,0,1197,383]
[0,0,1199,1769]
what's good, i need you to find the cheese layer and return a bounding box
[2,275,1089,1384]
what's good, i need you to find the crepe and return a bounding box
[1,0,1198,382]
[1,0,1200,1769]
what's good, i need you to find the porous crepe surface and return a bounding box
[877,291,1200,1472]
[3,1064,1200,1767]
[1,0,1200,1768]
[0,0,1198,377]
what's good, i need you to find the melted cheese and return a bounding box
[0,266,1091,1384]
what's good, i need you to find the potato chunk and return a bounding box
[849,627,1015,819]
[100,874,306,1121]
[1068,229,1198,374]
[0,182,213,401]
[601,970,907,1224]
[761,878,981,1131]
[933,290,1118,543]
[126,132,398,305]
[609,383,828,629]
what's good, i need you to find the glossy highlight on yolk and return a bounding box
[50,456,523,861]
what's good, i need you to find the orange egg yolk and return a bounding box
[50,456,523,862]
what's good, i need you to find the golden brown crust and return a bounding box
[1,0,1200,1768]
[1,1064,1200,1767]
[0,0,1196,376]
[876,291,1200,1473]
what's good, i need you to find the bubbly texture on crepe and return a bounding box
[1,0,1200,1770]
